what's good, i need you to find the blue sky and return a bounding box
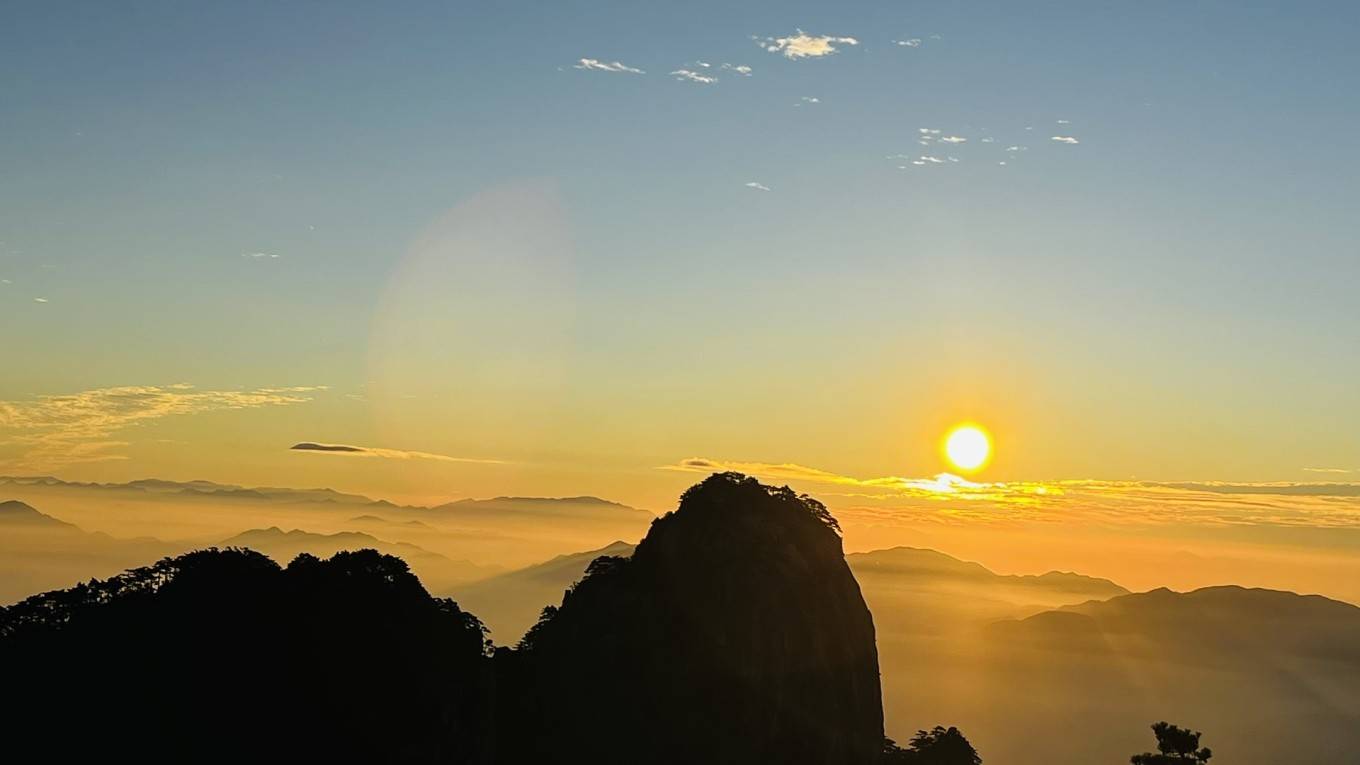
[2,0,1358,501]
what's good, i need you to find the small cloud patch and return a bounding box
[671,69,718,84]
[755,30,859,59]
[573,58,645,74]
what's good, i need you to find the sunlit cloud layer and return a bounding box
[0,384,326,469]
[289,441,505,465]
[660,457,1360,531]
[755,30,859,59]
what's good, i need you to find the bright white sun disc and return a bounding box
[944,425,991,472]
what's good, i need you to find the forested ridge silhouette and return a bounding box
[1,473,891,764]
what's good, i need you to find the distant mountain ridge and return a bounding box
[221,527,498,589]
[0,475,649,516]
[0,499,77,529]
[848,546,1129,601]
[451,540,637,640]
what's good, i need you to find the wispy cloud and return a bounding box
[290,442,505,465]
[33,297,48,303]
[744,181,772,192]
[1304,467,1353,474]
[0,384,327,469]
[721,63,752,76]
[893,38,922,48]
[1051,135,1080,144]
[573,58,644,74]
[671,69,718,84]
[798,96,820,105]
[241,251,279,259]
[755,30,859,59]
[939,135,967,144]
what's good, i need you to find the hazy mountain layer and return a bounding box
[0,476,654,574]
[0,500,180,604]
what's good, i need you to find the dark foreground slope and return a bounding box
[0,548,490,763]
[0,473,884,765]
[497,472,883,765]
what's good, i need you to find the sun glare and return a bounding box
[943,424,992,473]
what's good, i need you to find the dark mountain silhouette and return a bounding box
[221,527,499,590]
[449,539,635,640]
[496,472,883,764]
[0,473,886,764]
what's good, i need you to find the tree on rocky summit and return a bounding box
[1131,721,1212,765]
[883,726,981,764]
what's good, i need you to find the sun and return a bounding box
[943,424,992,473]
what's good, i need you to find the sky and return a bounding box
[2,0,1359,518]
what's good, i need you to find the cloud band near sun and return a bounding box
[659,457,1360,530]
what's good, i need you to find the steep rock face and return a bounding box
[501,472,883,765]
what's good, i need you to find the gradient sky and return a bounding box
[2,0,1358,509]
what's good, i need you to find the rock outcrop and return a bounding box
[499,472,884,764]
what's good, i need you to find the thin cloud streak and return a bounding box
[290,441,506,465]
[671,69,717,84]
[573,58,644,74]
